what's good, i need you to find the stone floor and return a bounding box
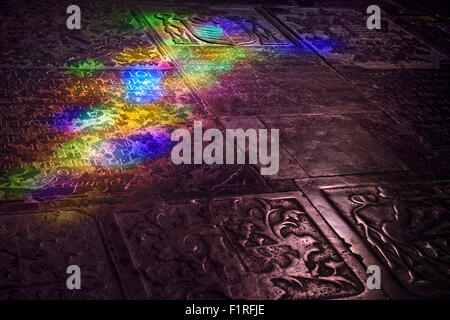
[0,0,449,299]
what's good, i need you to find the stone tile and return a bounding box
[297,174,450,298]
[261,115,407,177]
[101,192,385,299]
[270,7,446,69]
[351,112,450,180]
[342,67,450,148]
[219,117,308,179]
[387,0,450,15]
[0,206,124,299]
[137,5,290,47]
[392,15,450,56]
[292,0,399,12]
[202,57,377,116]
[0,1,160,68]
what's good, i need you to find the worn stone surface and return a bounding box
[218,117,308,179]
[350,112,450,180]
[341,68,450,148]
[393,15,450,57]
[386,0,450,16]
[261,115,407,177]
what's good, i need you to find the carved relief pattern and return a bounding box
[145,7,289,46]
[117,196,363,299]
[324,182,450,296]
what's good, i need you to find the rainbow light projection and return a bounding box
[0,12,249,199]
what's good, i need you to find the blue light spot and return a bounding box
[122,69,165,104]
[304,35,338,54]
[51,105,117,133]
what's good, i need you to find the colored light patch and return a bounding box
[195,23,225,40]
[52,106,118,133]
[303,35,338,54]
[0,164,48,198]
[56,73,123,104]
[0,12,259,201]
[54,136,101,167]
[183,65,229,89]
[115,103,194,132]
[180,47,246,89]
[122,69,165,104]
[113,46,166,66]
[88,130,172,168]
[66,59,104,77]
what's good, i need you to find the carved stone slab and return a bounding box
[137,5,290,47]
[100,192,386,299]
[261,115,407,177]
[393,15,450,56]
[0,68,275,200]
[218,117,308,180]
[297,173,450,298]
[341,68,450,148]
[351,112,450,180]
[0,1,159,68]
[0,206,124,299]
[270,7,446,69]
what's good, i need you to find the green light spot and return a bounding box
[0,165,44,198]
[66,59,104,77]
